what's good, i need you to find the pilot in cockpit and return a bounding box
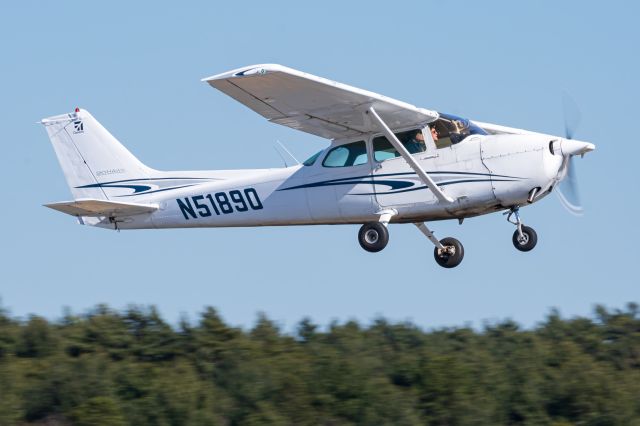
[430,125,439,142]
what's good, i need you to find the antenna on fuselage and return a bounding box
[273,144,289,167]
[273,140,300,167]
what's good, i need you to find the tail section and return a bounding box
[41,108,152,200]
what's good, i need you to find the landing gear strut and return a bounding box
[505,206,538,252]
[415,222,464,268]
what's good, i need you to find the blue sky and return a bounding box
[1,1,638,330]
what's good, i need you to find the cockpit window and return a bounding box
[373,128,426,162]
[322,141,368,167]
[429,113,487,149]
[303,150,322,166]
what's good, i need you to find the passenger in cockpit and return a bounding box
[404,129,426,154]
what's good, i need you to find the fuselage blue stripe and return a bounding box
[278,170,523,192]
[353,178,517,196]
[115,184,201,197]
[75,176,214,189]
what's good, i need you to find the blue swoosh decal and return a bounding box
[353,178,518,195]
[75,177,213,188]
[116,184,200,197]
[278,170,524,193]
[75,183,152,193]
[75,177,215,196]
[279,178,415,191]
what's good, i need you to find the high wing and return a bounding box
[44,199,158,217]
[202,64,438,140]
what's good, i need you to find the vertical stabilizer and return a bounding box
[41,109,152,200]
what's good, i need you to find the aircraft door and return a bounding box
[371,129,437,208]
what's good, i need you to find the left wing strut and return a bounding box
[366,107,454,203]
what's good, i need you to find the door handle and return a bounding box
[419,154,439,160]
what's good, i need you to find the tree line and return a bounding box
[0,303,639,425]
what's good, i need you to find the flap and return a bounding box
[44,199,158,217]
[203,64,438,140]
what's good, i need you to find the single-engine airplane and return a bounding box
[42,64,594,268]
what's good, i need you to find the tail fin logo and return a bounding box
[73,120,84,134]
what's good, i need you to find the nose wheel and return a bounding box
[506,207,538,252]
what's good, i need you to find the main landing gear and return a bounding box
[505,206,538,252]
[358,210,394,253]
[415,222,464,268]
[358,221,465,268]
[358,222,389,253]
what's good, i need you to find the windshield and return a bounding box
[430,112,487,148]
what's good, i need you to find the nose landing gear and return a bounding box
[505,207,538,252]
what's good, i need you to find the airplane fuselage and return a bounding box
[101,133,563,230]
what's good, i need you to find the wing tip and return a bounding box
[201,63,287,83]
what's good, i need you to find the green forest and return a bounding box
[0,303,639,426]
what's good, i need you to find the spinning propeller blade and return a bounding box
[556,93,586,216]
[556,157,583,216]
[562,92,581,140]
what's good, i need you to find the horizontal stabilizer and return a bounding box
[44,199,158,217]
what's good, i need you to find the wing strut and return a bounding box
[366,107,454,203]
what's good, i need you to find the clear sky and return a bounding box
[1,1,638,330]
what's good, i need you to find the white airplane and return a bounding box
[41,64,595,268]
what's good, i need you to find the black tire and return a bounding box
[512,226,537,252]
[358,222,389,253]
[433,237,464,268]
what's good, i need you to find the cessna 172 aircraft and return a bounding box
[42,64,594,268]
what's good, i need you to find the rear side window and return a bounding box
[303,150,322,166]
[322,141,368,167]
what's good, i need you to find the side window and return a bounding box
[373,128,426,162]
[303,150,322,166]
[373,136,400,161]
[430,121,452,149]
[322,141,368,167]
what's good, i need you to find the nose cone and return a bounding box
[561,139,595,157]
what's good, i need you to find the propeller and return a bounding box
[556,157,583,215]
[555,93,591,216]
